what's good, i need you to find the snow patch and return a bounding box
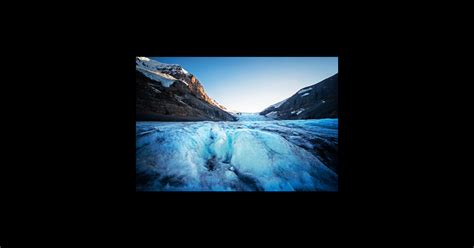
[174,95,187,105]
[137,67,177,87]
[301,93,310,97]
[296,108,305,115]
[265,111,278,119]
[149,85,161,94]
[298,87,312,94]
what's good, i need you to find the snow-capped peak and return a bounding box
[136,56,195,87]
[136,56,189,74]
[136,57,230,112]
[137,56,150,62]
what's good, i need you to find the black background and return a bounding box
[0,7,470,247]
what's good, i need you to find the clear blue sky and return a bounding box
[153,57,338,113]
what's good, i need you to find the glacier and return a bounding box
[136,116,338,191]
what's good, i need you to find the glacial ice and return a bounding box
[136,118,338,191]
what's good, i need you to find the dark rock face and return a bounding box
[136,61,236,122]
[260,73,337,120]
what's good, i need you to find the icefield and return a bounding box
[136,117,338,191]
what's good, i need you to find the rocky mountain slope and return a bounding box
[260,73,337,120]
[136,57,236,121]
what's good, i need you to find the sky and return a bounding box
[152,57,338,113]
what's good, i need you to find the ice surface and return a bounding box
[136,118,338,191]
[237,113,273,121]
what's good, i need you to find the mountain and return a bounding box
[260,73,338,120]
[136,57,236,121]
